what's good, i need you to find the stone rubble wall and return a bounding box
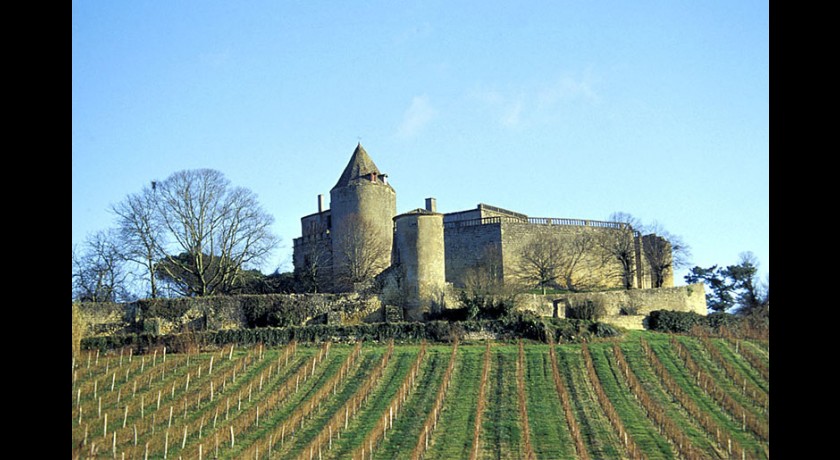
[75,293,383,337]
[517,283,707,330]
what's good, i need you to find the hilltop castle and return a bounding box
[294,144,674,320]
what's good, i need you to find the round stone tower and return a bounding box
[329,143,396,291]
[393,207,446,320]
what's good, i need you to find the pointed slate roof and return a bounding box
[332,143,385,190]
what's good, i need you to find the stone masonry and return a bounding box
[293,144,699,321]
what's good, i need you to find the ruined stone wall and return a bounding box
[553,283,707,318]
[443,222,503,287]
[517,283,706,330]
[76,302,136,337]
[75,293,384,337]
[516,294,556,316]
[604,315,647,330]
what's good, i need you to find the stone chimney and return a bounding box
[318,194,324,213]
[425,197,436,213]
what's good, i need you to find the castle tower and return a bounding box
[393,205,446,321]
[329,143,396,291]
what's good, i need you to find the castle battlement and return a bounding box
[442,215,632,231]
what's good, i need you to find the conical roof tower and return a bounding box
[329,143,396,291]
[332,143,391,190]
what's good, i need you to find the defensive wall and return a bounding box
[442,211,666,290]
[443,218,503,286]
[76,283,706,339]
[517,283,707,330]
[499,219,626,290]
[75,293,383,338]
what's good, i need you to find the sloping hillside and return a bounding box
[71,331,769,459]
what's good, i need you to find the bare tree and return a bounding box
[463,244,505,296]
[295,239,332,293]
[596,212,641,290]
[72,229,133,302]
[151,169,279,296]
[332,213,390,290]
[556,231,599,291]
[112,185,163,298]
[515,230,599,294]
[641,221,691,288]
[516,234,565,294]
[461,244,520,318]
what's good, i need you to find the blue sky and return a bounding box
[72,1,769,286]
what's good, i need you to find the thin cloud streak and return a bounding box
[396,95,436,138]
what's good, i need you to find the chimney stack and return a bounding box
[425,197,437,213]
[318,194,324,213]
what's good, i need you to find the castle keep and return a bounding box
[294,144,675,319]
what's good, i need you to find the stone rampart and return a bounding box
[443,221,503,287]
[604,315,647,330]
[517,283,706,330]
[75,293,383,337]
[551,283,706,317]
[499,221,626,290]
[76,302,136,336]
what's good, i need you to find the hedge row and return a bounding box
[79,315,618,352]
[647,310,753,334]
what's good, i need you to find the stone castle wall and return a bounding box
[556,283,706,321]
[443,222,503,287]
[76,293,384,337]
[441,218,669,291]
[517,283,707,330]
[293,234,334,286]
[499,221,628,290]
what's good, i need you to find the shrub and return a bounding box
[427,307,470,322]
[566,299,606,321]
[647,310,760,336]
[706,312,742,331]
[591,322,619,338]
[457,291,515,320]
[647,310,706,333]
[137,298,192,323]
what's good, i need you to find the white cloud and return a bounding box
[396,95,436,138]
[501,99,523,128]
[467,72,600,129]
[537,76,599,107]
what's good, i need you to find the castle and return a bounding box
[294,144,675,320]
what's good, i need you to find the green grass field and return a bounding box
[72,331,770,459]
